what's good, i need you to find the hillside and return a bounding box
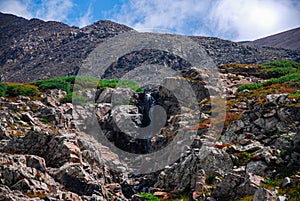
[0,60,300,201]
[1,13,300,201]
[1,12,300,82]
[244,27,300,51]
[0,12,133,82]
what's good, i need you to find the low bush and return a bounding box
[33,76,143,93]
[261,60,300,69]
[32,77,71,93]
[0,82,7,97]
[60,92,87,106]
[237,72,300,92]
[5,83,39,98]
[137,193,160,201]
[237,83,262,92]
[98,79,143,92]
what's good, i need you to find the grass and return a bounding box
[97,79,143,92]
[237,195,254,201]
[32,75,143,94]
[60,92,87,106]
[290,90,300,98]
[39,118,51,125]
[235,151,256,166]
[137,193,160,201]
[1,76,143,106]
[237,72,300,92]
[236,60,300,92]
[0,82,6,97]
[3,82,39,98]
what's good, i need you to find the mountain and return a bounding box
[1,12,300,201]
[0,12,133,82]
[1,12,300,82]
[244,27,300,51]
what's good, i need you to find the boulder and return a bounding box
[212,173,244,200]
[1,128,82,167]
[51,163,102,196]
[43,89,67,107]
[0,153,58,194]
[236,173,264,198]
[266,94,290,105]
[292,128,300,153]
[253,188,276,201]
[246,161,268,176]
[155,147,233,193]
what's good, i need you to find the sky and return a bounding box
[0,0,299,41]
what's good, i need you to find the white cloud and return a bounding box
[36,0,73,22]
[110,0,300,41]
[210,0,300,41]
[0,0,33,19]
[110,0,212,36]
[0,0,73,23]
[1,0,299,41]
[78,3,93,28]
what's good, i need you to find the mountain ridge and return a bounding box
[1,12,300,82]
[244,27,300,51]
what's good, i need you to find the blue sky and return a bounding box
[0,0,300,41]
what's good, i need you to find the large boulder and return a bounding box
[154,147,233,192]
[253,188,276,201]
[1,127,82,167]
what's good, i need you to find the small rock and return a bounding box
[281,177,291,188]
[277,195,287,201]
[21,112,35,125]
[26,155,47,172]
[11,178,31,191]
[266,93,290,105]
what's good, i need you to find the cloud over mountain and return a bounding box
[1,0,299,40]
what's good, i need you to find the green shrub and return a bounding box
[263,73,300,87]
[98,79,143,92]
[259,60,300,78]
[33,76,143,93]
[32,78,71,93]
[73,76,99,89]
[237,83,263,92]
[0,82,7,97]
[261,60,300,69]
[237,73,300,92]
[237,152,255,166]
[5,83,39,97]
[60,92,87,106]
[290,90,300,98]
[137,193,160,201]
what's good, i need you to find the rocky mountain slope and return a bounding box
[1,13,300,201]
[0,60,300,200]
[0,12,133,82]
[1,12,300,82]
[244,27,300,51]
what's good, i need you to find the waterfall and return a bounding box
[139,92,157,153]
[141,92,155,127]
